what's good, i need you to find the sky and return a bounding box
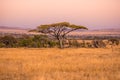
[0,0,120,29]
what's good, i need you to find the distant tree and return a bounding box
[92,40,106,48]
[18,38,32,47]
[0,35,17,47]
[32,35,49,48]
[30,22,88,48]
[108,39,119,46]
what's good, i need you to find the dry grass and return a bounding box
[0,47,120,80]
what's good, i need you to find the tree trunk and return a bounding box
[59,39,63,49]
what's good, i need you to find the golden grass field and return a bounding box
[0,47,120,80]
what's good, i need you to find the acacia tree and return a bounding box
[31,22,88,48]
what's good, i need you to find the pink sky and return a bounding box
[0,0,120,29]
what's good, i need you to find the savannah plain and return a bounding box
[1,0,120,80]
[0,46,120,80]
[0,28,120,80]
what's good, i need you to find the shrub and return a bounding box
[68,40,81,48]
[18,38,32,47]
[32,35,49,48]
[0,35,17,48]
[85,42,92,48]
[92,40,106,48]
[108,39,119,46]
[48,40,58,48]
[0,43,5,48]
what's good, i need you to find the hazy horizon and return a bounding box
[0,0,120,30]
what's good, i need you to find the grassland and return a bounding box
[0,47,120,80]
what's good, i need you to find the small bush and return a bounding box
[92,40,106,48]
[68,40,81,48]
[108,39,119,46]
[0,36,17,48]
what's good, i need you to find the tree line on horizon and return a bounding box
[0,22,119,48]
[0,34,119,48]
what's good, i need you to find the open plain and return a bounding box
[0,47,120,80]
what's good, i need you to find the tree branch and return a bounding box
[63,28,79,37]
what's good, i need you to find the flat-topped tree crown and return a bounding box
[37,22,87,33]
[50,22,70,27]
[37,22,87,29]
[31,22,88,48]
[69,24,88,29]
